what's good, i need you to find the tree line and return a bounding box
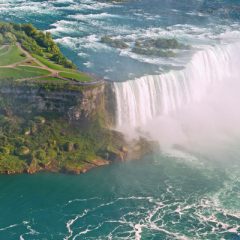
[0,22,76,69]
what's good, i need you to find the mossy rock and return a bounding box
[132,47,176,57]
[135,38,190,50]
[101,36,129,49]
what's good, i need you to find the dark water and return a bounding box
[0,153,240,239]
[0,0,240,239]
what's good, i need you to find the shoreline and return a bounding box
[0,21,157,175]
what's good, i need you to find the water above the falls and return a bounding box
[114,41,240,129]
[1,0,240,81]
[114,39,240,164]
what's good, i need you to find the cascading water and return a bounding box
[114,42,240,129]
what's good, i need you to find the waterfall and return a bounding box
[114,42,240,129]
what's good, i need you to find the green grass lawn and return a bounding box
[0,44,93,83]
[59,71,92,82]
[34,54,93,82]
[0,45,26,66]
[0,45,10,56]
[0,66,50,81]
[33,54,70,71]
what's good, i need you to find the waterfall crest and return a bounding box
[114,42,240,129]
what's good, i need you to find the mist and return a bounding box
[144,75,240,158]
[115,41,240,161]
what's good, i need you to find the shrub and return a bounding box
[16,146,30,156]
[0,146,11,154]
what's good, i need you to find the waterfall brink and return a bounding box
[114,42,240,129]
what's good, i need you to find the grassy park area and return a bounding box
[0,22,94,85]
[0,66,50,81]
[0,45,26,66]
[0,43,93,84]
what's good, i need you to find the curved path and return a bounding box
[0,43,104,86]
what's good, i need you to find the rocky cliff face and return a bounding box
[0,82,157,175]
[0,83,106,122]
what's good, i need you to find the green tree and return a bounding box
[4,32,17,44]
[0,22,13,34]
[0,33,3,45]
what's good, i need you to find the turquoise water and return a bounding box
[0,153,240,239]
[1,0,240,239]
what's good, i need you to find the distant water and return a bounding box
[1,0,240,239]
[1,0,240,80]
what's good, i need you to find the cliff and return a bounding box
[0,82,156,174]
[0,83,105,122]
[0,21,156,175]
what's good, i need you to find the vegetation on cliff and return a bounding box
[0,83,128,174]
[0,22,108,174]
[0,111,118,174]
[0,22,156,175]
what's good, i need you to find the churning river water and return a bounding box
[0,0,240,239]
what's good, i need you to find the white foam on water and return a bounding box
[54,0,74,3]
[19,221,39,240]
[55,35,111,52]
[119,48,186,67]
[0,223,19,231]
[68,12,120,21]
[58,0,115,11]
[0,0,59,16]
[134,224,142,240]
[49,20,82,35]
[0,0,118,19]
[64,210,90,240]
[83,61,93,68]
[61,183,240,240]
